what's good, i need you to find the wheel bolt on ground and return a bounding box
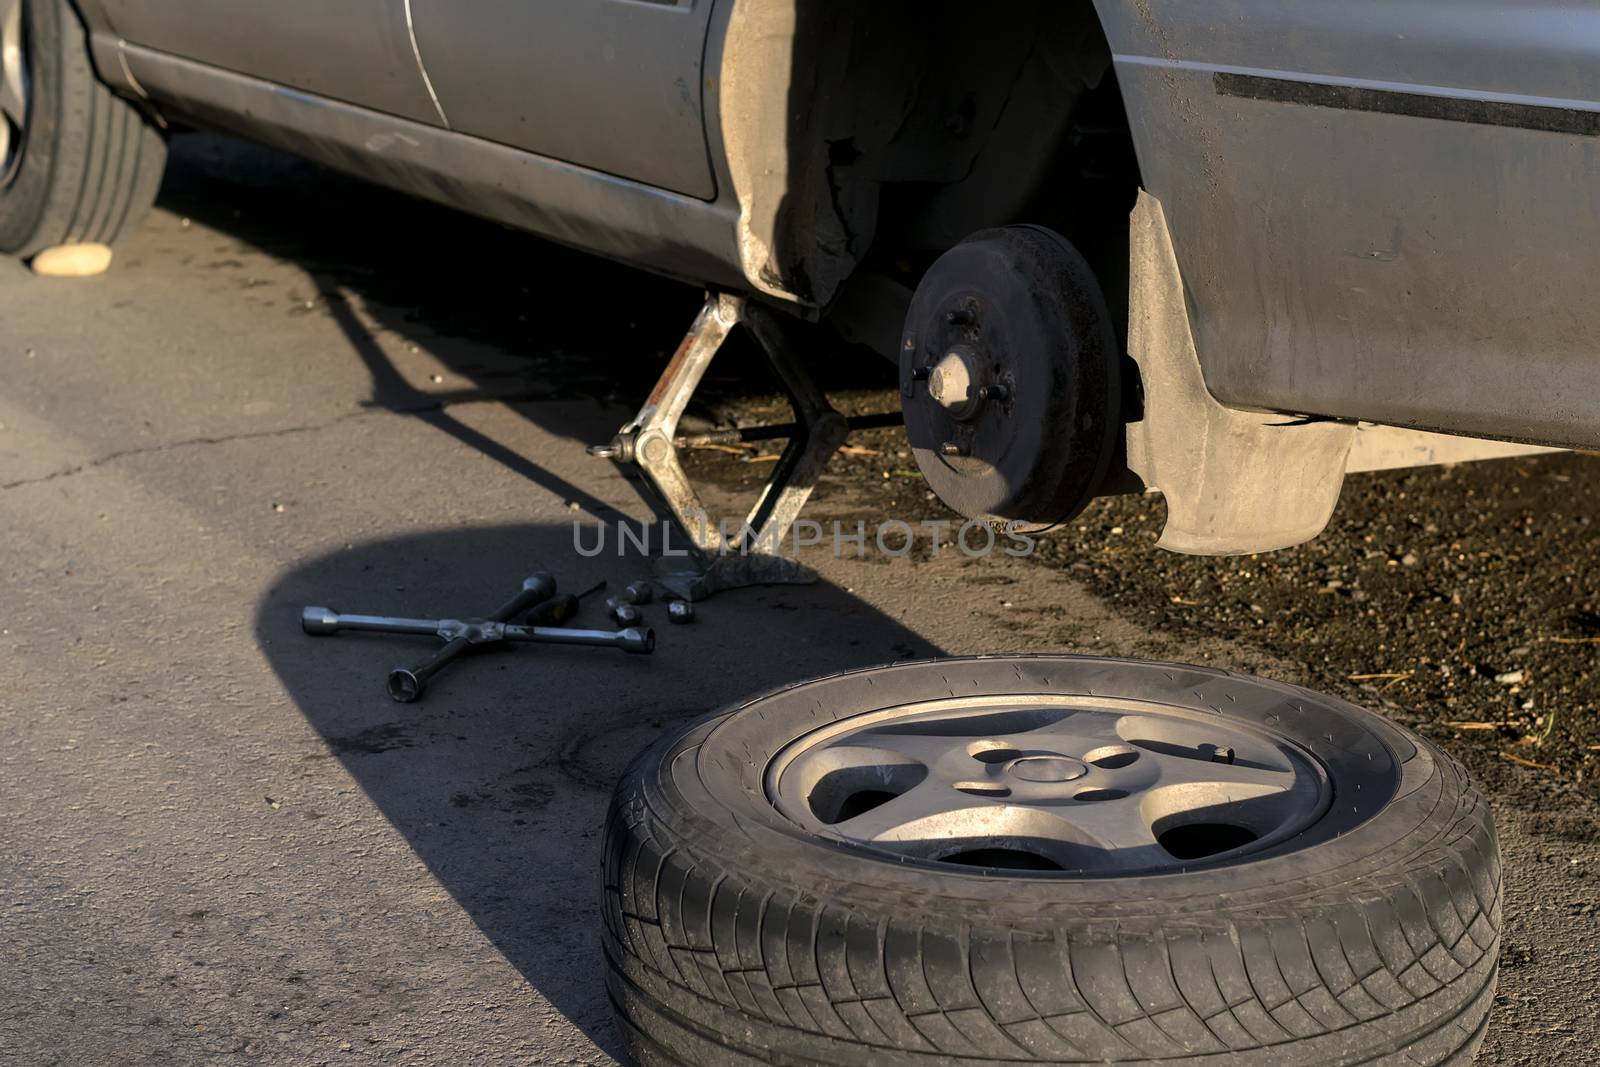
[609,599,643,627]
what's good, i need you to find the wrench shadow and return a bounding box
[256,523,941,1059]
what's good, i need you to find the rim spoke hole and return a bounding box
[1083,745,1139,769]
[1073,788,1128,802]
[941,848,1062,872]
[832,790,897,823]
[1119,719,1272,769]
[953,781,1010,798]
[1156,822,1259,860]
[968,741,1021,764]
[807,764,926,825]
[1128,736,1235,762]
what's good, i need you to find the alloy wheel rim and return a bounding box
[0,0,29,188]
[766,695,1332,876]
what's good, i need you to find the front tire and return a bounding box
[0,0,166,256]
[602,656,1500,1066]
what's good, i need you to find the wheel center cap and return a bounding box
[1007,756,1088,783]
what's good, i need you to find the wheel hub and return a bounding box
[899,226,1120,526]
[926,344,994,421]
[0,0,29,187]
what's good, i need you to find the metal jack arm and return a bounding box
[589,293,854,600]
[302,574,653,703]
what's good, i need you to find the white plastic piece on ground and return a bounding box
[30,243,114,277]
[1345,423,1565,473]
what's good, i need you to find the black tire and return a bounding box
[601,656,1500,1066]
[0,0,166,256]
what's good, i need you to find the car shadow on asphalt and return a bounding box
[256,523,940,1057]
[154,132,899,533]
[154,134,893,427]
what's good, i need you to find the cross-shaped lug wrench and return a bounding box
[301,574,654,703]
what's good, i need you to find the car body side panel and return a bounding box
[409,0,718,200]
[1096,1,1600,449]
[120,45,746,291]
[93,0,443,125]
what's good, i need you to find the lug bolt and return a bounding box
[668,600,695,624]
[607,598,643,626]
[911,365,933,382]
[940,442,967,457]
[978,383,1009,403]
[1210,745,1236,765]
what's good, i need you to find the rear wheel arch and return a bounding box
[717,0,1141,323]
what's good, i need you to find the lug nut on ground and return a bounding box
[608,598,643,626]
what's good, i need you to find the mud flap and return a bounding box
[1124,191,1355,555]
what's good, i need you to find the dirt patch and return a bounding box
[693,388,1600,810]
[1029,451,1598,809]
[326,722,415,755]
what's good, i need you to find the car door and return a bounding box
[408,0,718,200]
[1097,0,1600,450]
[93,1,444,126]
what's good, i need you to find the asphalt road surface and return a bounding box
[3,135,1597,1065]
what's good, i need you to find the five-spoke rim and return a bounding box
[766,696,1331,876]
[1,0,29,187]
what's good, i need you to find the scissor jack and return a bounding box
[589,292,898,601]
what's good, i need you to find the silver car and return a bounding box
[2,1,1590,554]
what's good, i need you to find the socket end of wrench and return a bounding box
[522,573,558,599]
[302,606,340,635]
[618,627,656,654]
[387,668,424,703]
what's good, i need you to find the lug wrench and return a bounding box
[302,574,654,703]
